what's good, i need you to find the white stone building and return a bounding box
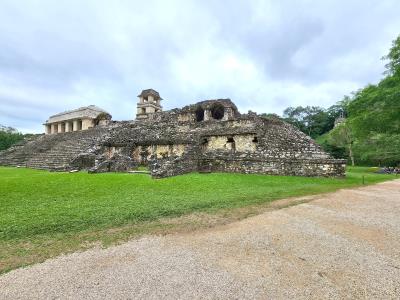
[44,105,112,134]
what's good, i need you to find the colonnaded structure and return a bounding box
[44,105,112,134]
[0,89,346,178]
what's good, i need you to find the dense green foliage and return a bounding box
[383,35,400,75]
[0,167,395,242]
[278,35,400,166]
[315,134,347,159]
[344,73,400,165]
[282,103,347,139]
[0,130,24,151]
[326,36,400,166]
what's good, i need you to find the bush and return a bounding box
[0,131,25,151]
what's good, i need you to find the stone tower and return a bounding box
[334,111,346,128]
[136,89,163,120]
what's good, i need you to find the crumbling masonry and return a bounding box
[0,90,346,178]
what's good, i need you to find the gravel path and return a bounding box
[1,180,400,299]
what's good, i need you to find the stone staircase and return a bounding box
[0,127,110,170]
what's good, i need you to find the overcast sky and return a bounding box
[0,0,399,133]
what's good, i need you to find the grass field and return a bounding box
[0,166,396,273]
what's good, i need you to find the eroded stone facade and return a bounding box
[90,98,345,178]
[0,90,346,178]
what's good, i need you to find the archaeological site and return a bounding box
[0,89,346,178]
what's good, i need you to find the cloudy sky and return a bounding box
[0,0,399,133]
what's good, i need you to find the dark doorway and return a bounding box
[210,103,224,120]
[195,106,205,122]
[200,137,209,152]
[226,136,236,151]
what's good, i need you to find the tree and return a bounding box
[315,133,347,159]
[383,35,400,75]
[326,96,350,122]
[345,71,400,165]
[354,133,400,166]
[318,35,400,166]
[0,130,24,151]
[273,35,400,165]
[329,122,355,166]
[283,106,333,138]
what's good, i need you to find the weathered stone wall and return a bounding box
[198,157,346,177]
[0,98,346,178]
[94,100,345,178]
[202,134,257,153]
[147,140,200,178]
[150,153,198,178]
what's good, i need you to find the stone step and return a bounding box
[0,127,110,170]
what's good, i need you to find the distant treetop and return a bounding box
[383,34,400,75]
[0,125,18,134]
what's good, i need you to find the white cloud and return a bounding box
[0,0,399,133]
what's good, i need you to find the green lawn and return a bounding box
[0,166,396,273]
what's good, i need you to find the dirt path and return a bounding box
[1,180,400,299]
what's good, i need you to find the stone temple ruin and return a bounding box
[0,89,346,178]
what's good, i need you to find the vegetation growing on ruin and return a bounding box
[0,166,396,273]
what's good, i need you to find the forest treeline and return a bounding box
[266,35,400,166]
[0,130,24,151]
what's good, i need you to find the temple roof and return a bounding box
[180,99,240,114]
[137,89,163,100]
[46,105,112,124]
